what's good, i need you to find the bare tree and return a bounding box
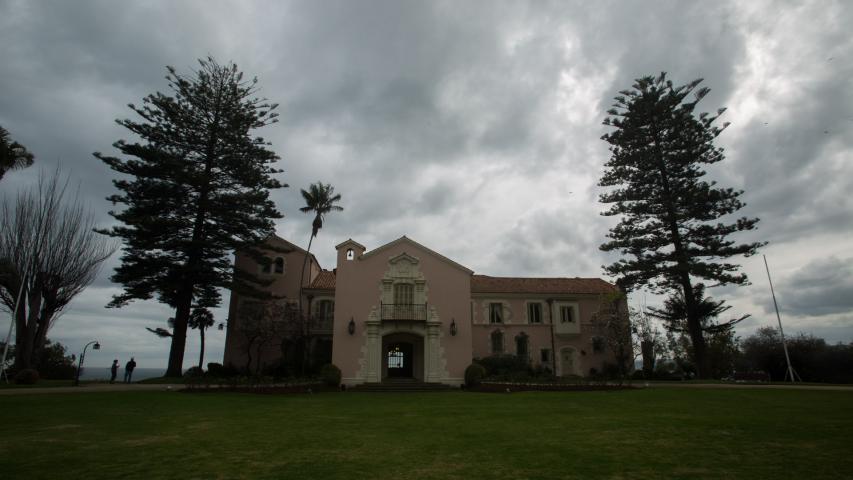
[591,292,634,381]
[236,300,296,374]
[632,309,666,377]
[0,170,116,371]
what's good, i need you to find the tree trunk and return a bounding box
[198,326,205,370]
[17,286,42,370]
[166,288,191,377]
[649,116,710,379]
[641,340,656,376]
[165,97,219,377]
[298,234,315,377]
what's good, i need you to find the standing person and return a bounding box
[110,359,119,384]
[124,357,137,383]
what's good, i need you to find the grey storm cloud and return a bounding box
[764,256,853,317]
[1,0,851,367]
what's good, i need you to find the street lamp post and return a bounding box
[74,340,100,386]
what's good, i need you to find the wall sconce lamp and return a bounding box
[348,317,356,335]
[450,318,457,336]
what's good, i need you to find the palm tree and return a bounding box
[0,125,35,181]
[298,182,343,370]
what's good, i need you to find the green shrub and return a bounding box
[474,354,530,378]
[464,363,487,387]
[263,360,296,379]
[206,363,225,377]
[36,340,77,379]
[319,364,341,387]
[184,366,204,377]
[15,368,39,384]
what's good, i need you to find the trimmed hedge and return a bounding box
[320,364,342,387]
[465,363,487,387]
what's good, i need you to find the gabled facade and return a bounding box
[223,235,625,386]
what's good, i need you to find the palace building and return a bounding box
[223,235,624,386]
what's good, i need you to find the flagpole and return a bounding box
[0,261,30,383]
[763,254,796,383]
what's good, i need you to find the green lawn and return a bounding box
[1,388,851,479]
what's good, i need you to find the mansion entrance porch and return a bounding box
[381,332,423,382]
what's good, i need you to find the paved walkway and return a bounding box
[3,382,853,396]
[0,383,184,396]
[644,382,853,391]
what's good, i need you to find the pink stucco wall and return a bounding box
[222,235,625,381]
[331,238,472,384]
[222,237,320,371]
[471,295,618,376]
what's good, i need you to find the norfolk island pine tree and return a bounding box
[598,73,764,379]
[96,58,286,377]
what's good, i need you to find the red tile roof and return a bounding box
[471,275,618,295]
[307,270,336,290]
[305,271,616,295]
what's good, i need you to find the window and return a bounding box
[489,303,503,324]
[261,258,271,274]
[346,248,354,260]
[491,330,504,354]
[394,283,414,305]
[515,333,529,359]
[540,348,552,363]
[317,300,334,322]
[560,305,575,324]
[274,257,284,274]
[527,302,542,324]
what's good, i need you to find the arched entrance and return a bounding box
[382,332,424,381]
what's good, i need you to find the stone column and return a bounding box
[425,321,441,382]
[366,317,381,383]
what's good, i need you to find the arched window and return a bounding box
[491,330,504,355]
[260,258,271,274]
[274,257,284,274]
[346,248,354,260]
[515,332,529,359]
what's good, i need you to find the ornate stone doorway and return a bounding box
[382,332,423,381]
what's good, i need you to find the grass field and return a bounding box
[1,388,852,479]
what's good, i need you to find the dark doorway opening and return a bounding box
[386,342,413,378]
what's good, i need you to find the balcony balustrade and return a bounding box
[380,303,427,322]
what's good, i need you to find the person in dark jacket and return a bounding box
[124,357,137,383]
[110,359,119,384]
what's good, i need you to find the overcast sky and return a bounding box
[1,0,851,372]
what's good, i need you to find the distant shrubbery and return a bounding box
[739,328,853,383]
[15,368,39,384]
[184,366,205,377]
[2,339,77,381]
